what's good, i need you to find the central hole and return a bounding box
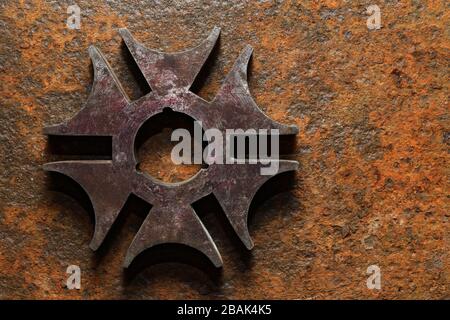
[134,109,205,183]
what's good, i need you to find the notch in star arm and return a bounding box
[119,27,220,96]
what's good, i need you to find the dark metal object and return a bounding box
[44,27,298,268]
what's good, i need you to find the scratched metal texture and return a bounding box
[0,0,448,299]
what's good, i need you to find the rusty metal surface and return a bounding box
[0,0,448,299]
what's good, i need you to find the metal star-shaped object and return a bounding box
[44,27,298,268]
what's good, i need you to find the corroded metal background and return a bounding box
[0,0,448,299]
